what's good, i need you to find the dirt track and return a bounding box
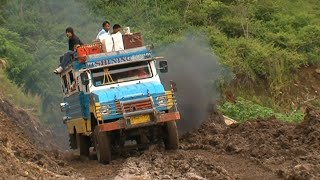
[0,98,320,180]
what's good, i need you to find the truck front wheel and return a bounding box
[163,121,179,150]
[94,126,111,164]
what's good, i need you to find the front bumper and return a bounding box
[98,111,180,132]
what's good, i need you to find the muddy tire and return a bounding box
[163,121,179,150]
[94,126,111,164]
[78,134,90,156]
[80,137,90,156]
[69,134,77,149]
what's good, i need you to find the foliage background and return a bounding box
[0,0,319,124]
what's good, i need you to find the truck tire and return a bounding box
[79,134,91,156]
[163,121,179,150]
[94,126,111,164]
[69,134,77,149]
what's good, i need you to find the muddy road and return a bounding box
[0,98,319,179]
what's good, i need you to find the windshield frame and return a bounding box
[90,60,153,87]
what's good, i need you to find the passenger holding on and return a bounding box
[111,24,124,51]
[54,27,83,74]
[96,21,110,40]
[112,24,121,34]
[97,21,113,52]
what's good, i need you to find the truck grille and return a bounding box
[115,97,153,114]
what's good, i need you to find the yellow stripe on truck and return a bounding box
[165,91,174,110]
[95,103,103,121]
[90,102,103,121]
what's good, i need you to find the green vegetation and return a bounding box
[0,69,41,115]
[0,0,100,126]
[219,97,304,123]
[0,0,319,124]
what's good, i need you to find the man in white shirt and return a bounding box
[112,24,121,34]
[96,21,110,40]
[111,24,124,51]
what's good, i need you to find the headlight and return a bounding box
[100,105,111,115]
[60,102,69,112]
[156,96,168,106]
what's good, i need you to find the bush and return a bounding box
[219,97,304,123]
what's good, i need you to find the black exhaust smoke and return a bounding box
[158,34,229,134]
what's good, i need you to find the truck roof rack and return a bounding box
[75,32,144,64]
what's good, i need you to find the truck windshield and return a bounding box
[91,61,153,86]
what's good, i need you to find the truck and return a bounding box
[58,32,180,164]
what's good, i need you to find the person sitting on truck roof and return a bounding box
[112,24,121,34]
[111,24,124,51]
[96,21,110,40]
[54,27,84,74]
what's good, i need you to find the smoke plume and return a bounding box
[158,34,229,134]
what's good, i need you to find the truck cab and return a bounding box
[59,33,180,164]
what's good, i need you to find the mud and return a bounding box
[0,96,320,179]
[0,98,81,179]
[181,108,320,179]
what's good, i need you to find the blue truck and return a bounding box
[58,38,180,164]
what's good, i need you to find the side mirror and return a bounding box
[80,72,89,86]
[159,60,168,73]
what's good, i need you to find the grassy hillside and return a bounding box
[0,68,40,115]
[0,0,319,123]
[0,0,100,125]
[81,0,320,121]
